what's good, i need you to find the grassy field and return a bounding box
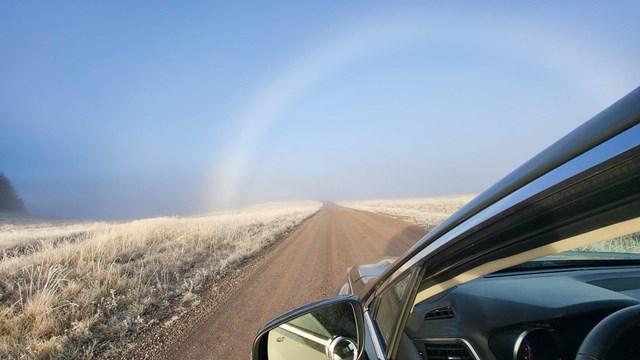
[576,232,640,254]
[339,195,475,229]
[339,196,640,254]
[0,202,321,359]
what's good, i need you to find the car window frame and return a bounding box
[370,128,640,360]
[361,92,640,304]
[371,265,424,359]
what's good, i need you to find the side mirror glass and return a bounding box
[252,296,364,360]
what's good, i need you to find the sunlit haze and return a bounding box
[2,1,639,219]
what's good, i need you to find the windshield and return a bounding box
[512,231,640,270]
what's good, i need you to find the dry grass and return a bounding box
[0,202,321,359]
[576,232,640,253]
[338,195,475,229]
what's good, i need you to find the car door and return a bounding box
[252,87,640,360]
[363,87,640,360]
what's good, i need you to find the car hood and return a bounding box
[348,258,396,298]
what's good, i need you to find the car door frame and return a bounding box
[362,87,640,306]
[363,89,640,360]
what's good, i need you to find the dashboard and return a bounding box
[404,266,640,360]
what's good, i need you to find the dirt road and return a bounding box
[158,204,427,359]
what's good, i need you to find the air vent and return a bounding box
[423,342,473,360]
[424,306,454,320]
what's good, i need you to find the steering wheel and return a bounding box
[575,304,640,360]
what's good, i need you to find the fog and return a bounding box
[2,2,639,220]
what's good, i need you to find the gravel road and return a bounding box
[133,203,426,359]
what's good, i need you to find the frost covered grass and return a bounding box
[0,202,320,359]
[576,232,640,254]
[339,195,475,229]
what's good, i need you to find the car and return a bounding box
[251,86,640,360]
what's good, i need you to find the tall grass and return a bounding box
[339,195,474,229]
[0,202,321,359]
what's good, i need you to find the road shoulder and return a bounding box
[121,212,320,360]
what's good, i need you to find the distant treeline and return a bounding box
[0,172,25,212]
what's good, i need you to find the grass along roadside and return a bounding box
[338,195,474,229]
[0,202,321,359]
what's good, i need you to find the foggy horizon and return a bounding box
[3,1,640,220]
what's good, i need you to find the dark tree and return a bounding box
[0,172,25,212]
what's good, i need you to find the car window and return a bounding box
[414,217,640,305]
[374,273,411,348]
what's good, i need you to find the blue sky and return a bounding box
[1,1,639,219]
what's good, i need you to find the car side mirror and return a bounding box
[252,295,365,360]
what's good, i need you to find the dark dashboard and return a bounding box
[405,266,640,360]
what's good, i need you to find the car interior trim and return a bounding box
[512,328,538,360]
[415,337,481,360]
[387,123,640,288]
[414,216,640,304]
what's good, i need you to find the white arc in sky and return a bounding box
[210,10,636,209]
